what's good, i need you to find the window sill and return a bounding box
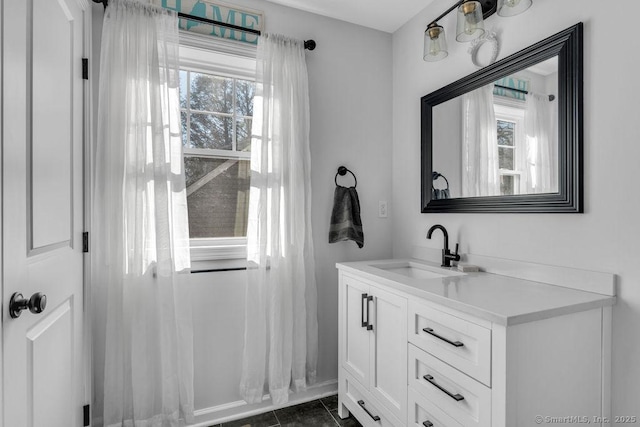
[189,239,247,273]
[190,242,246,261]
[190,258,247,273]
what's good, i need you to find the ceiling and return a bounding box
[264,0,433,33]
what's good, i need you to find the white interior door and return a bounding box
[2,0,86,426]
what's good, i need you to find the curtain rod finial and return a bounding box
[304,40,316,51]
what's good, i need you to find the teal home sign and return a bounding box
[493,76,529,101]
[154,0,264,44]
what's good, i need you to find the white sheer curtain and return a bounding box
[525,93,558,193]
[93,1,193,426]
[240,34,318,405]
[462,85,500,197]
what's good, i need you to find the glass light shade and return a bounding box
[424,25,448,62]
[456,0,485,42]
[497,0,532,16]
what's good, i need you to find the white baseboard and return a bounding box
[187,379,338,427]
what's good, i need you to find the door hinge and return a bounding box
[82,58,89,80]
[83,232,89,253]
[83,404,90,426]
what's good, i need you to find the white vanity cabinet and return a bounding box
[339,273,408,425]
[337,260,615,427]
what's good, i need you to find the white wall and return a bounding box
[189,1,393,412]
[91,0,393,419]
[392,0,640,417]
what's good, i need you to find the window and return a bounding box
[497,119,517,195]
[494,101,525,196]
[178,46,256,264]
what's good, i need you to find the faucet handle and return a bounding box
[451,243,461,263]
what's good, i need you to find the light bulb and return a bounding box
[465,13,478,35]
[430,38,441,56]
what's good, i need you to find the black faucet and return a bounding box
[427,224,460,268]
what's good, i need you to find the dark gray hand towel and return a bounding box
[329,186,364,248]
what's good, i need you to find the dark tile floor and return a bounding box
[211,394,362,427]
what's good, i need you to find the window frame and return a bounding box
[181,69,254,156]
[179,43,256,267]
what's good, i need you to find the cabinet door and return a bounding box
[341,275,371,388]
[369,286,407,422]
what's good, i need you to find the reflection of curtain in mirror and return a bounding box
[525,94,557,193]
[462,85,499,197]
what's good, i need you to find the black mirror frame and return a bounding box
[421,23,583,213]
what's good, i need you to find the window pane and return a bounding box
[497,120,515,146]
[235,79,255,117]
[181,112,188,147]
[499,147,514,170]
[190,113,233,150]
[236,118,252,152]
[190,72,234,113]
[179,70,188,109]
[185,157,250,238]
[500,175,515,195]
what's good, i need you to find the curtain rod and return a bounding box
[494,84,555,102]
[92,0,317,50]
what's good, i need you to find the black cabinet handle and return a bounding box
[423,422,434,427]
[361,293,368,328]
[423,327,464,347]
[366,296,373,331]
[357,400,381,422]
[423,374,465,401]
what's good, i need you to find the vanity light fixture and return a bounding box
[497,0,533,16]
[456,0,485,42]
[424,23,448,61]
[423,0,532,62]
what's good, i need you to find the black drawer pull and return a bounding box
[361,294,368,328]
[366,296,373,331]
[423,422,434,427]
[423,374,465,401]
[357,400,381,422]
[423,327,464,347]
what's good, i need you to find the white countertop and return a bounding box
[336,259,616,326]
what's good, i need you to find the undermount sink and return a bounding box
[372,261,465,280]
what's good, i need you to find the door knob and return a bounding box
[9,292,47,318]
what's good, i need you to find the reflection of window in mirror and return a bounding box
[459,65,558,198]
[434,57,562,199]
[494,101,525,195]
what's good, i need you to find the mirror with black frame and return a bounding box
[421,23,583,213]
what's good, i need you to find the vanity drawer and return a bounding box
[408,388,463,427]
[408,300,491,386]
[341,371,403,427]
[409,344,491,427]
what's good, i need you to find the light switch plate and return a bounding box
[378,201,388,218]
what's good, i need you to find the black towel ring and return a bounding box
[431,171,450,200]
[432,171,449,188]
[335,166,357,188]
